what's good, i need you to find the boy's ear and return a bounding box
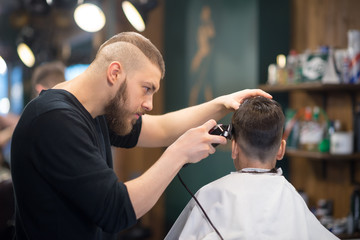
[276,139,286,160]
[231,139,238,160]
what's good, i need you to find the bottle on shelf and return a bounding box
[322,47,341,84]
[276,54,287,85]
[284,108,300,149]
[287,50,301,84]
[299,106,325,151]
[348,30,360,84]
[330,119,354,155]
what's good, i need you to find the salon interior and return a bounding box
[1,0,360,239]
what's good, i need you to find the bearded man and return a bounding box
[11,32,271,240]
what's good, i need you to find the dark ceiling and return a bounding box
[0,0,94,67]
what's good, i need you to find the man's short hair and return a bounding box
[96,32,165,79]
[31,61,65,97]
[231,96,285,161]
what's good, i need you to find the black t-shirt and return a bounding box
[11,89,140,240]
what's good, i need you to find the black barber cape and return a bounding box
[11,89,140,240]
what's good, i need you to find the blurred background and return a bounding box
[0,0,360,239]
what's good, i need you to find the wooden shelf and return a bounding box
[286,149,360,161]
[286,149,360,183]
[259,82,360,93]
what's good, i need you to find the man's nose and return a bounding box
[142,95,153,111]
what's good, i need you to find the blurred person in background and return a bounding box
[30,61,66,98]
[0,61,66,166]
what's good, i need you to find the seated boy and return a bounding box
[165,96,339,240]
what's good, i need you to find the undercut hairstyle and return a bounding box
[231,96,285,162]
[95,32,165,79]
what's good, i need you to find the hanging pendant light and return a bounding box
[74,2,106,32]
[122,0,158,32]
[16,26,36,68]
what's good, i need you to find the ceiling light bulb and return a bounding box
[74,3,106,32]
[122,1,145,32]
[17,43,35,68]
[0,56,7,74]
[0,98,10,115]
[277,54,286,68]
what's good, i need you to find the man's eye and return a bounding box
[144,87,150,93]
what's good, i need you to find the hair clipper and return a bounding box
[209,124,232,147]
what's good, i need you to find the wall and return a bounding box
[291,0,360,53]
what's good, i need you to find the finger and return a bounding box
[245,89,272,100]
[202,119,217,131]
[209,135,228,147]
[237,89,272,105]
[230,101,241,110]
[257,89,272,99]
[209,145,216,154]
[229,90,273,110]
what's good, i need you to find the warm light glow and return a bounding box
[122,1,145,32]
[0,56,7,74]
[277,54,286,68]
[74,3,106,32]
[17,43,35,68]
[0,98,10,115]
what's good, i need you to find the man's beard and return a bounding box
[105,80,136,136]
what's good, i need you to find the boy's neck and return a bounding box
[237,157,276,171]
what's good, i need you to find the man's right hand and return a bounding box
[164,119,228,166]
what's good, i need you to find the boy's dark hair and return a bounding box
[231,96,285,161]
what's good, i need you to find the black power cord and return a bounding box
[177,172,224,240]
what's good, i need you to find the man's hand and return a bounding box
[164,119,227,165]
[217,89,272,111]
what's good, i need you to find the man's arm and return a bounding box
[137,89,271,147]
[125,120,227,219]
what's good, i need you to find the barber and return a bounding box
[11,32,271,240]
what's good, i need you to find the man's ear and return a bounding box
[107,61,124,86]
[231,139,239,160]
[35,84,46,95]
[276,139,287,160]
